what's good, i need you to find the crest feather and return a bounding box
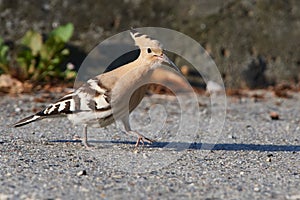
[130,29,162,49]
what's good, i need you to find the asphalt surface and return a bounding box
[0,90,299,200]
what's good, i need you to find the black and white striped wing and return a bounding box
[68,78,114,126]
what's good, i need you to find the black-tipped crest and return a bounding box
[130,29,163,50]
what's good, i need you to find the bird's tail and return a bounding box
[13,114,43,127]
[13,93,77,128]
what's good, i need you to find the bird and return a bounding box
[13,29,179,148]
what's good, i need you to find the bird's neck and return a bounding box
[116,59,155,84]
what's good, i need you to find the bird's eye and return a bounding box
[147,48,152,53]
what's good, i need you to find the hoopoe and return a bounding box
[13,29,179,147]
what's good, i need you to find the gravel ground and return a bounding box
[0,91,299,200]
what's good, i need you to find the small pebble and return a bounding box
[286,194,300,200]
[15,107,21,113]
[270,112,279,120]
[77,170,87,176]
[143,153,148,159]
[133,149,139,154]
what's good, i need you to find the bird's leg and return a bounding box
[82,124,93,148]
[121,116,154,147]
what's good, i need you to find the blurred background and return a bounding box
[0,0,299,91]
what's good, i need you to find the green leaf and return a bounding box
[0,37,9,65]
[50,23,74,43]
[14,23,75,82]
[21,30,42,56]
[61,48,69,56]
[0,46,9,62]
[51,57,60,65]
[40,44,53,60]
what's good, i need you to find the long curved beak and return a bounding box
[158,54,180,72]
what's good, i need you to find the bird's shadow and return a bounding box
[50,139,300,152]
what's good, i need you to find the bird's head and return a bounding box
[130,29,179,72]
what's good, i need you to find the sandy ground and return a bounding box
[0,91,299,199]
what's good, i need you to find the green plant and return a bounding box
[16,23,76,81]
[0,37,10,74]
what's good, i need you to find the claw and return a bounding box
[82,139,94,150]
[135,135,154,147]
[124,130,154,147]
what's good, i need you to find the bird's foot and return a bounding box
[82,141,94,150]
[74,135,94,150]
[135,134,154,147]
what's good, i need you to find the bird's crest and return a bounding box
[130,29,162,49]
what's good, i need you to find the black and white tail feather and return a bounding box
[13,114,44,127]
[13,93,77,127]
